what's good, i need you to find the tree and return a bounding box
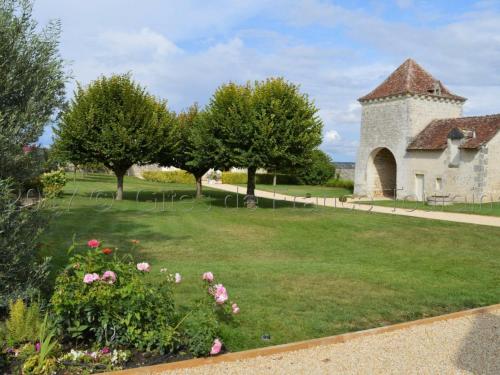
[295,149,335,185]
[160,104,215,198]
[0,0,66,186]
[205,78,323,206]
[55,74,175,200]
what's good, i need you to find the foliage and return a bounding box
[40,169,67,198]
[22,314,60,375]
[295,149,335,185]
[325,178,354,191]
[58,348,130,373]
[5,299,42,347]
[51,241,178,353]
[0,179,50,311]
[205,78,323,202]
[183,304,219,357]
[54,74,176,200]
[142,170,195,184]
[221,172,301,185]
[0,0,66,186]
[158,104,216,197]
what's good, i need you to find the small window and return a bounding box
[435,178,443,191]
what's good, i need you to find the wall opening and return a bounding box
[367,148,397,198]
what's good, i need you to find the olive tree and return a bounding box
[55,74,175,200]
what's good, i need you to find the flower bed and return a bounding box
[0,238,240,374]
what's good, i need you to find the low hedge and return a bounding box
[325,178,354,191]
[142,170,195,184]
[221,172,301,185]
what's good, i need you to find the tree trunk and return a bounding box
[116,172,124,201]
[195,175,203,199]
[246,166,257,208]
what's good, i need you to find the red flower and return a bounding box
[87,239,100,248]
[102,248,113,255]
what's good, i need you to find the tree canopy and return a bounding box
[54,74,175,200]
[205,78,323,205]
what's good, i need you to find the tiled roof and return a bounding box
[359,59,466,102]
[407,114,500,151]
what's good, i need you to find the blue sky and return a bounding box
[34,0,500,161]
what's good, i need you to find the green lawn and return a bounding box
[358,199,500,217]
[237,183,352,198]
[41,174,500,352]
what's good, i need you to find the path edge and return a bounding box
[106,303,500,374]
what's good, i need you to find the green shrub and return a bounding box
[221,172,301,185]
[51,240,239,356]
[296,150,335,185]
[5,299,42,347]
[325,178,354,191]
[0,179,50,311]
[40,169,67,198]
[142,170,195,184]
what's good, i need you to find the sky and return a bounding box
[33,0,500,162]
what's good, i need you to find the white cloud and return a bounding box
[324,129,341,143]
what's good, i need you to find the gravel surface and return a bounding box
[164,308,500,375]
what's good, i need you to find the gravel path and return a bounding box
[210,183,500,228]
[164,308,499,375]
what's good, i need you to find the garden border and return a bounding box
[106,303,500,374]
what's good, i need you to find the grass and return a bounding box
[358,199,500,217]
[41,173,500,352]
[237,183,352,198]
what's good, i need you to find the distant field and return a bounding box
[41,174,500,352]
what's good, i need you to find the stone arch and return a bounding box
[367,147,397,197]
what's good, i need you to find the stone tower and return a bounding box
[354,59,466,198]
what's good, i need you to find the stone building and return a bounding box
[354,58,500,201]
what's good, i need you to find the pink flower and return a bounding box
[83,273,100,284]
[175,273,182,283]
[210,338,222,355]
[202,272,214,282]
[136,262,151,272]
[101,347,110,355]
[35,342,41,352]
[214,284,228,304]
[87,239,100,248]
[102,271,117,284]
[232,303,240,314]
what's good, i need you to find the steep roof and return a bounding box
[359,59,466,102]
[407,114,500,151]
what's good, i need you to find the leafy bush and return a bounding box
[296,150,335,185]
[5,299,42,347]
[325,178,354,191]
[40,169,67,198]
[51,240,239,357]
[221,172,301,185]
[142,170,195,184]
[0,179,51,312]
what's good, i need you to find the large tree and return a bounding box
[205,78,323,206]
[159,104,215,198]
[0,0,66,185]
[55,74,175,200]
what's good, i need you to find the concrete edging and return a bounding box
[106,303,500,374]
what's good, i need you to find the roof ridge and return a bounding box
[433,114,500,122]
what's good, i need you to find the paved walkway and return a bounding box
[164,306,500,375]
[209,184,500,228]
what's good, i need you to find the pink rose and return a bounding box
[87,239,100,248]
[232,303,240,314]
[102,271,117,284]
[83,273,100,284]
[202,272,214,282]
[175,273,182,284]
[214,284,228,304]
[210,338,222,355]
[136,262,150,272]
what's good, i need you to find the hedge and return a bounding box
[142,170,195,184]
[221,172,302,185]
[325,178,354,191]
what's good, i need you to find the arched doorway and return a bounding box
[367,148,397,198]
